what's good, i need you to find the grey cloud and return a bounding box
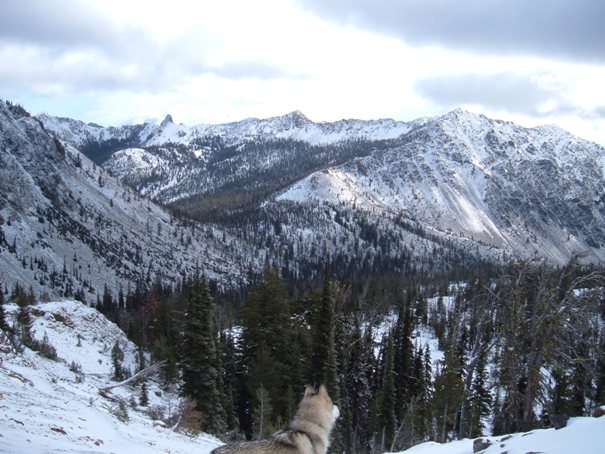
[415,73,574,117]
[0,1,135,54]
[298,0,605,63]
[0,1,211,94]
[592,106,605,119]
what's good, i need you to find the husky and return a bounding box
[212,384,339,454]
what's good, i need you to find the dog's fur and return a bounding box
[212,385,339,454]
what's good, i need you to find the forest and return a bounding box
[3,258,604,454]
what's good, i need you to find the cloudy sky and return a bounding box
[1,0,604,144]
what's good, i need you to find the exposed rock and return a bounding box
[473,438,492,453]
[549,414,569,429]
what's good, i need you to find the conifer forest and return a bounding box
[10,257,599,453]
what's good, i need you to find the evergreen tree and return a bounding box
[393,296,414,422]
[465,348,492,438]
[111,340,125,381]
[240,268,296,434]
[219,328,240,432]
[399,345,430,447]
[15,287,34,348]
[380,335,396,451]
[179,272,225,435]
[346,317,372,452]
[140,381,149,407]
[310,273,338,395]
[152,298,178,385]
[432,349,465,442]
[0,287,8,332]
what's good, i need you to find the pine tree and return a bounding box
[381,335,396,451]
[111,340,124,381]
[393,296,414,422]
[346,316,372,452]
[152,298,178,385]
[432,349,465,442]
[0,288,8,332]
[219,328,240,431]
[310,273,338,395]
[140,382,149,407]
[179,271,225,435]
[240,268,296,433]
[466,348,492,438]
[15,287,34,348]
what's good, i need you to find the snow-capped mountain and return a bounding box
[43,106,605,266]
[279,109,605,264]
[0,101,261,300]
[7,101,605,299]
[41,110,411,151]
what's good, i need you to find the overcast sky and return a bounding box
[1,0,604,145]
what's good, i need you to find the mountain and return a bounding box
[42,106,605,267]
[40,111,413,212]
[4,100,605,298]
[0,101,260,300]
[278,109,605,264]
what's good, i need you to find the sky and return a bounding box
[1,0,605,145]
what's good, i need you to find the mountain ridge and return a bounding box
[43,105,604,266]
[277,108,605,263]
[3,99,605,300]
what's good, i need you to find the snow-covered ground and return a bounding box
[388,415,605,454]
[0,300,221,453]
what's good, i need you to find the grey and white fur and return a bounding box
[212,385,339,454]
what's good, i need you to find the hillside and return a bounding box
[0,299,221,453]
[278,109,605,264]
[0,101,261,300]
[2,298,604,453]
[3,98,605,298]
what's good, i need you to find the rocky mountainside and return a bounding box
[42,106,605,267]
[40,111,414,215]
[0,101,261,300]
[3,100,604,299]
[279,109,605,264]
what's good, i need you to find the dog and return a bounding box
[212,384,339,454]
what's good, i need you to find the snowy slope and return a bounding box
[2,299,604,453]
[0,300,221,453]
[0,101,260,300]
[278,110,605,265]
[388,415,605,454]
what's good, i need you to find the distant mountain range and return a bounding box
[1,100,604,298]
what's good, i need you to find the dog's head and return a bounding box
[300,384,339,426]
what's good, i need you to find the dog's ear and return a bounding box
[318,384,328,397]
[304,385,317,397]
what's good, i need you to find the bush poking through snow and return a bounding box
[38,332,58,360]
[173,398,205,436]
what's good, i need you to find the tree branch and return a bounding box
[99,360,165,397]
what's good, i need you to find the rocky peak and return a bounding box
[160,114,174,127]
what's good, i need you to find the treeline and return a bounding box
[96,259,605,452]
[3,259,603,453]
